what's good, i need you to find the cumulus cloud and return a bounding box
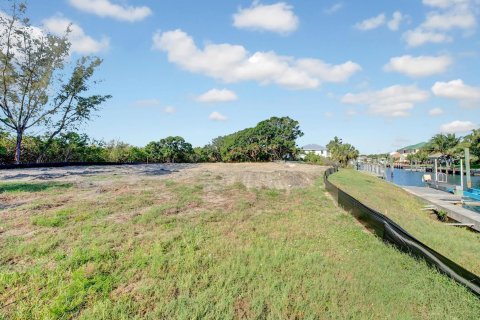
[355,11,406,32]
[403,29,452,46]
[42,16,109,54]
[296,59,362,83]
[341,85,430,117]
[196,89,238,103]
[440,120,477,133]
[404,0,477,47]
[164,106,176,114]
[209,111,228,121]
[233,2,299,34]
[429,107,445,116]
[432,79,480,106]
[422,10,476,30]
[153,29,361,90]
[132,99,161,107]
[355,13,386,31]
[384,55,452,77]
[324,2,344,15]
[1,13,109,56]
[69,0,152,22]
[388,11,407,31]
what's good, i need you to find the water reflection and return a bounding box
[384,168,480,214]
[385,168,480,188]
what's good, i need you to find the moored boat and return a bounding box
[464,188,480,201]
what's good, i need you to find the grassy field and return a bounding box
[329,169,480,276]
[1,164,479,319]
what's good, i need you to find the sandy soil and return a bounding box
[0,162,325,189]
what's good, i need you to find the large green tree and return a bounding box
[205,116,304,162]
[145,136,194,163]
[0,1,110,163]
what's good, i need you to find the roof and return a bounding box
[428,152,445,159]
[397,142,427,152]
[302,144,327,151]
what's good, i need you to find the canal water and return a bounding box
[384,168,480,189]
[384,168,480,214]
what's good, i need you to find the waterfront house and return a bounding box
[396,142,427,163]
[302,144,330,158]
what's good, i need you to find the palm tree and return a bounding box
[428,133,460,154]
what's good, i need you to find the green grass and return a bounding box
[0,181,72,193]
[31,208,73,227]
[329,169,480,276]
[1,173,479,319]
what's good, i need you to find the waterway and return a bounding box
[384,168,480,188]
[384,168,480,213]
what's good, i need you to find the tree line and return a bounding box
[0,116,307,164]
[405,131,480,166]
[0,2,360,167]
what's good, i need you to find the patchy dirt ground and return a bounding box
[0,162,325,189]
[2,164,480,318]
[0,162,325,238]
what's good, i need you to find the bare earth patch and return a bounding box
[0,162,324,189]
[0,163,324,238]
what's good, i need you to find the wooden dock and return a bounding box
[402,186,480,232]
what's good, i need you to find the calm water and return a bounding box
[384,168,480,189]
[383,168,480,214]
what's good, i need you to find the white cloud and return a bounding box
[421,10,476,31]
[324,111,334,117]
[209,111,228,121]
[341,85,430,117]
[403,29,452,46]
[384,55,452,77]
[132,99,161,107]
[153,29,361,90]
[404,0,477,47]
[423,0,471,8]
[355,13,386,31]
[295,59,362,83]
[432,79,480,106]
[324,2,344,15]
[429,107,444,116]
[0,12,44,58]
[233,2,299,34]
[69,0,152,22]
[388,11,405,31]
[164,106,176,114]
[440,120,477,133]
[42,16,109,54]
[196,89,238,103]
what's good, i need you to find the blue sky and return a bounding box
[10,0,480,153]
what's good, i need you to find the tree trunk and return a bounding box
[14,131,23,164]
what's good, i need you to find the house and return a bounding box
[397,142,426,155]
[396,142,426,163]
[302,144,330,158]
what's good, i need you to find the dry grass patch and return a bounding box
[1,164,479,319]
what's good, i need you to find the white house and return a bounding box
[302,144,330,158]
